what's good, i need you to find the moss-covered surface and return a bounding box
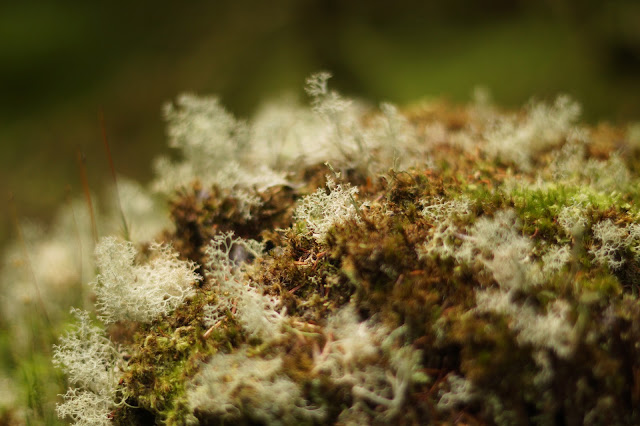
[79,100,640,424]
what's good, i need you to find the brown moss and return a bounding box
[165,183,297,268]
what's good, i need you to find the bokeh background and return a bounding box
[2,0,640,248]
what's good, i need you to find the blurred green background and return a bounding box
[2,0,639,248]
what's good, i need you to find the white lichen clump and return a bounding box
[457,210,536,289]
[461,211,576,358]
[294,177,362,242]
[590,219,640,270]
[153,93,289,196]
[187,347,324,425]
[203,232,284,339]
[152,72,422,201]
[313,307,426,423]
[420,197,473,260]
[420,205,579,367]
[437,374,478,412]
[52,309,124,426]
[92,237,201,323]
[483,95,581,170]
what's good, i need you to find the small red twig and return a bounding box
[203,320,222,339]
[289,283,304,294]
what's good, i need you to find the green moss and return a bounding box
[113,290,243,424]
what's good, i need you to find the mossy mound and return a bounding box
[104,98,640,425]
[28,74,640,426]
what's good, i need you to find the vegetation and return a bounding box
[2,73,640,425]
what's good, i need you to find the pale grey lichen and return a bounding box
[53,309,125,426]
[203,232,284,339]
[294,177,362,243]
[187,347,325,425]
[92,237,200,323]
